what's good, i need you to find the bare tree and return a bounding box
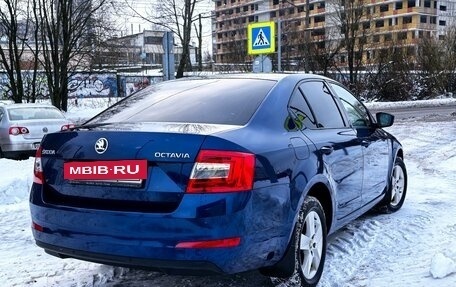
[34,0,108,111]
[89,2,127,69]
[0,0,39,103]
[416,34,443,99]
[307,26,343,75]
[365,42,416,101]
[126,0,209,78]
[329,0,369,91]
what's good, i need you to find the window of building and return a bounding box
[289,8,295,14]
[406,46,415,56]
[231,0,235,3]
[395,1,403,9]
[439,35,445,40]
[418,30,424,38]
[248,16,254,22]
[407,0,415,8]
[363,22,370,29]
[365,7,371,15]
[217,1,222,7]
[144,36,162,45]
[375,20,385,28]
[340,55,346,63]
[243,5,248,12]
[388,18,393,26]
[420,15,427,23]
[434,1,437,8]
[236,7,240,13]
[373,35,380,42]
[311,29,325,36]
[403,16,412,24]
[424,0,431,7]
[440,5,447,11]
[308,4,314,10]
[385,34,392,41]
[315,15,325,23]
[318,2,325,9]
[273,0,279,5]
[270,11,276,17]
[430,16,436,24]
[398,31,407,40]
[380,4,389,12]
[439,20,446,26]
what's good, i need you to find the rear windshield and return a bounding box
[8,107,64,121]
[86,78,276,126]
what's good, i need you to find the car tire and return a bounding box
[382,157,407,213]
[267,196,327,287]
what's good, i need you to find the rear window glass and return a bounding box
[86,78,276,125]
[8,107,64,121]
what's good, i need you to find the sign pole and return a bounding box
[278,20,282,72]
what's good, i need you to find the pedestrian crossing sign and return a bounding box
[248,21,275,55]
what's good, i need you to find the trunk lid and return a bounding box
[38,123,239,213]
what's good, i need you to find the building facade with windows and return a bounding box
[100,30,198,70]
[212,0,456,67]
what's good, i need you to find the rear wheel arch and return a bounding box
[306,183,333,234]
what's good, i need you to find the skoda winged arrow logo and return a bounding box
[95,138,108,154]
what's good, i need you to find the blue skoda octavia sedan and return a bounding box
[29,74,407,287]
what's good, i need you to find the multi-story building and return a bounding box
[212,0,456,68]
[99,30,198,70]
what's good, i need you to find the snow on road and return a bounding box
[0,99,455,286]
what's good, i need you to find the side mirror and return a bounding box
[376,112,394,128]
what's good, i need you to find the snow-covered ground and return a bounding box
[0,98,455,286]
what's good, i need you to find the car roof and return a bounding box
[2,103,59,110]
[177,73,329,82]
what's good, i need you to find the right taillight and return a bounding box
[33,146,44,184]
[186,150,255,193]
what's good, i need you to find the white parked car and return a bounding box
[0,103,73,159]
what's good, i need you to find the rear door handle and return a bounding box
[361,140,370,147]
[320,146,334,155]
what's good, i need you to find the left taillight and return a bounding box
[186,150,255,193]
[9,126,29,135]
[61,123,75,131]
[33,146,44,184]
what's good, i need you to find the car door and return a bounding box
[329,83,390,206]
[296,80,363,220]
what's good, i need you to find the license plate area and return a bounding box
[64,160,148,181]
[68,179,143,188]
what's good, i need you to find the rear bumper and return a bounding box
[1,142,39,158]
[37,240,223,275]
[29,182,295,274]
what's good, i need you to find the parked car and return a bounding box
[0,103,73,159]
[29,74,407,287]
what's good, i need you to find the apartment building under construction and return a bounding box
[212,0,456,68]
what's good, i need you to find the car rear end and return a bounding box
[29,77,293,274]
[0,104,73,159]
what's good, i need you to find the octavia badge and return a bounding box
[95,138,108,154]
[42,127,48,133]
